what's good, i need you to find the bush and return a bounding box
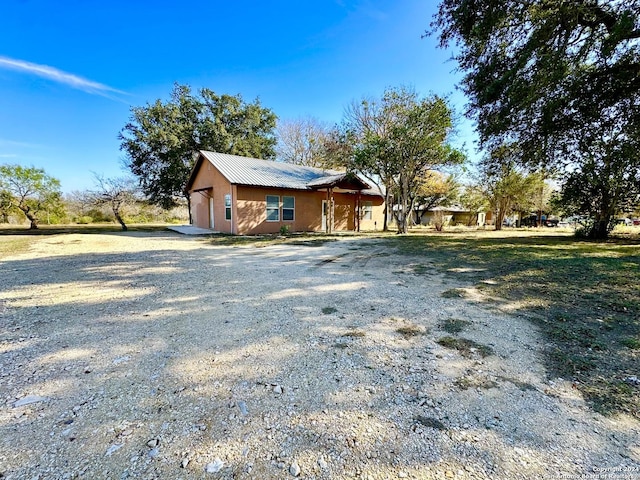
[86,208,114,223]
[76,216,93,224]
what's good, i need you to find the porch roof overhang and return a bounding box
[306,173,371,191]
[191,186,213,193]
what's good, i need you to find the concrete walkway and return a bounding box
[167,225,217,235]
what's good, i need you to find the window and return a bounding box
[266,195,279,221]
[224,194,232,221]
[362,201,373,220]
[282,196,295,221]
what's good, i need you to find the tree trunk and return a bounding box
[115,213,128,231]
[382,198,389,231]
[494,207,505,231]
[383,189,393,232]
[589,213,612,239]
[185,192,192,225]
[20,205,38,229]
[396,174,410,234]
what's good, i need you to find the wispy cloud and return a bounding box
[0,138,42,149]
[0,55,127,99]
[0,153,18,158]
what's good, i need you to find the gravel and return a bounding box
[0,232,638,479]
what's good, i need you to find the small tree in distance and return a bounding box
[0,164,63,229]
[88,174,139,231]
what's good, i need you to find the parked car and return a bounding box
[544,218,559,227]
[558,216,585,228]
[616,218,633,226]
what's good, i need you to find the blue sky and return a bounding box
[0,0,475,194]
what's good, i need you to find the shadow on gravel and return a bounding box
[0,237,637,479]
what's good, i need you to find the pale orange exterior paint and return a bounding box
[189,160,385,235]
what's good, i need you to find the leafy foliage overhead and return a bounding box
[434,0,640,161]
[433,0,640,238]
[120,84,277,209]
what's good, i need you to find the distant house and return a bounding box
[414,204,487,227]
[186,151,385,235]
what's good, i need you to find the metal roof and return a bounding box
[195,151,383,196]
[200,151,341,190]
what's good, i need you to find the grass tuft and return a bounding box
[441,318,472,334]
[414,415,447,430]
[454,376,499,390]
[621,337,640,350]
[441,288,466,298]
[342,329,366,338]
[396,324,426,338]
[436,336,494,358]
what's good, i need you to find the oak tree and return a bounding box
[433,0,640,238]
[120,84,277,214]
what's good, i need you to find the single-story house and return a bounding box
[413,204,487,227]
[186,151,385,235]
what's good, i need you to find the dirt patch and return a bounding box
[0,233,638,479]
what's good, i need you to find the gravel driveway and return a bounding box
[0,232,638,479]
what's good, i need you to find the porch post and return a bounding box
[326,188,330,234]
[329,187,333,234]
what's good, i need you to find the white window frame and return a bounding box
[362,201,373,220]
[266,195,280,222]
[282,196,295,221]
[224,194,232,221]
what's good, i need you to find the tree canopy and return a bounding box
[0,164,63,229]
[343,87,464,233]
[120,84,277,210]
[276,116,333,167]
[479,145,543,230]
[433,0,640,238]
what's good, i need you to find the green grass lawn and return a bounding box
[386,230,640,418]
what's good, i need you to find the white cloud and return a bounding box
[0,55,127,98]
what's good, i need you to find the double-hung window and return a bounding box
[282,196,295,221]
[362,201,373,220]
[266,195,280,221]
[224,194,232,221]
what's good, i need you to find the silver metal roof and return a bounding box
[197,151,383,196]
[200,151,341,190]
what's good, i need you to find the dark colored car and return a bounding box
[544,218,559,227]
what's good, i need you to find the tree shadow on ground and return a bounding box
[0,234,637,479]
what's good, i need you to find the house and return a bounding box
[186,151,385,235]
[413,204,487,227]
